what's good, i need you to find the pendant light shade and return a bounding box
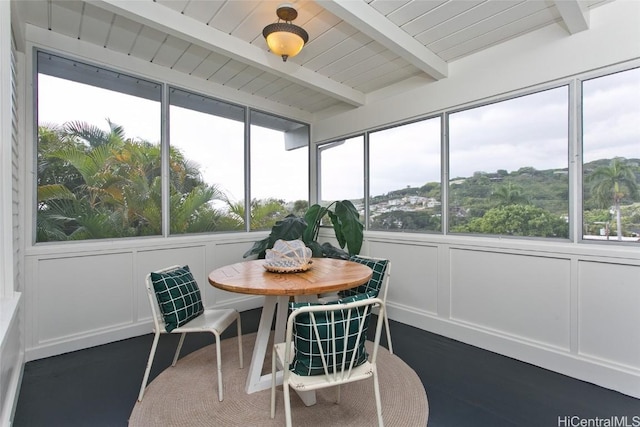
[263,5,309,62]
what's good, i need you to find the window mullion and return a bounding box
[161,83,170,237]
[244,108,251,232]
[569,79,582,243]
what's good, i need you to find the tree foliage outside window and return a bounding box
[582,68,640,242]
[36,121,241,241]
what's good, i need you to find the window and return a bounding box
[369,118,441,232]
[318,136,364,212]
[35,51,310,242]
[315,65,639,244]
[169,88,245,234]
[582,68,640,243]
[448,87,570,239]
[249,110,309,231]
[36,52,161,242]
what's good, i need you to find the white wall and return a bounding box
[0,296,22,426]
[20,231,640,399]
[1,0,24,424]
[361,234,639,398]
[12,0,640,412]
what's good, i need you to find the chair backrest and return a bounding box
[341,255,390,301]
[283,296,385,383]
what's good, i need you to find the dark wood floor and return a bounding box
[13,308,639,426]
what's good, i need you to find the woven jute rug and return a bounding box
[129,332,428,426]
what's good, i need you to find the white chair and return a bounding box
[319,255,394,354]
[271,296,386,427]
[138,265,243,402]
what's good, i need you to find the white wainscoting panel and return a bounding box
[37,252,134,344]
[450,249,571,350]
[369,241,438,315]
[578,261,640,369]
[208,241,255,305]
[25,238,263,360]
[22,233,639,397]
[211,241,250,269]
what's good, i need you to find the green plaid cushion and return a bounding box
[289,291,376,376]
[150,265,204,333]
[339,256,388,298]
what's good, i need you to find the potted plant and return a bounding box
[243,200,364,259]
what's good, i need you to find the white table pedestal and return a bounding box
[244,295,316,406]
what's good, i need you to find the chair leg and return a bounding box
[270,346,277,419]
[383,312,393,355]
[283,380,292,427]
[372,366,384,427]
[172,333,186,366]
[335,384,341,403]
[138,332,160,401]
[236,313,244,369]
[214,332,224,401]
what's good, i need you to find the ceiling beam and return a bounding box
[554,0,590,34]
[320,0,448,80]
[92,0,366,107]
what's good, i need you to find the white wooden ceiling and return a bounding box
[14,0,609,117]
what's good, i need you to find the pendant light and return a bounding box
[262,4,309,62]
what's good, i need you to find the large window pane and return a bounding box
[250,111,309,231]
[582,68,640,243]
[318,136,364,214]
[36,52,161,242]
[369,118,441,232]
[169,88,245,234]
[448,87,570,239]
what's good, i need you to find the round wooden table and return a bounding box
[208,258,373,401]
[208,258,373,296]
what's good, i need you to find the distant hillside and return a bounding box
[370,158,639,218]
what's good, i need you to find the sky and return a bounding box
[38,67,639,203]
[582,68,640,163]
[38,74,308,204]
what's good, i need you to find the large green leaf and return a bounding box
[243,237,271,259]
[37,184,76,202]
[306,240,325,258]
[331,200,363,255]
[319,242,350,259]
[267,214,307,243]
[303,204,328,244]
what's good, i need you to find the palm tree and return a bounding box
[37,120,236,241]
[491,182,529,206]
[224,197,288,231]
[64,118,125,148]
[587,158,638,240]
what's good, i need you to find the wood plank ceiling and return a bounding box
[15,0,608,118]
